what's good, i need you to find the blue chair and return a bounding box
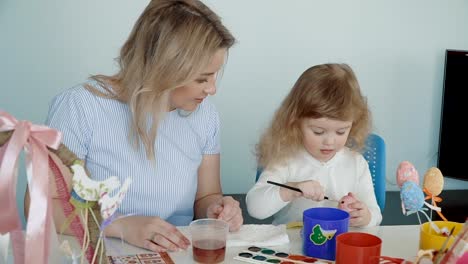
[255,133,386,212]
[363,133,386,212]
[255,167,262,182]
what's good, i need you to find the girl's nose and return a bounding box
[324,135,335,145]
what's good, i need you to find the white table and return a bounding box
[103,225,420,263]
[0,225,420,263]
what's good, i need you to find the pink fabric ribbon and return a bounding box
[0,111,62,264]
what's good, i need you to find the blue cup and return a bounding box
[303,207,350,261]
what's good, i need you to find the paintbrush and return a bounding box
[266,180,340,202]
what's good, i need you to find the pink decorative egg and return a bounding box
[396,161,419,188]
[338,194,356,212]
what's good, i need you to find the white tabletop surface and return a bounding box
[102,225,420,263]
[0,225,420,263]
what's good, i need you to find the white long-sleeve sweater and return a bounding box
[246,148,382,227]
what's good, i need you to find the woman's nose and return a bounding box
[204,82,217,95]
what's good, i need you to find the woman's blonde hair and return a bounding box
[257,63,371,168]
[87,0,235,159]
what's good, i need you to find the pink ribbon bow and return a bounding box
[0,111,62,264]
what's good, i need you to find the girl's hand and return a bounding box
[347,192,371,227]
[106,215,190,252]
[295,180,325,201]
[206,196,243,231]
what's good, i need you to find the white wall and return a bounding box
[1,0,468,195]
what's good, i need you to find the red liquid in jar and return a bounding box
[192,239,226,263]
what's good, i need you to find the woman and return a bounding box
[33,0,243,253]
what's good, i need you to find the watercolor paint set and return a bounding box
[234,246,332,264]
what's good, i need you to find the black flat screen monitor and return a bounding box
[437,49,468,181]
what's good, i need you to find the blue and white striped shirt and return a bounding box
[46,81,220,226]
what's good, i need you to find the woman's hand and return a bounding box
[347,192,371,227]
[105,215,190,252]
[206,196,243,231]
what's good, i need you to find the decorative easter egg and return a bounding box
[338,194,356,212]
[400,181,425,212]
[423,167,444,196]
[396,161,419,188]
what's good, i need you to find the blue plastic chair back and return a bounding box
[255,133,386,212]
[255,167,262,182]
[363,133,386,212]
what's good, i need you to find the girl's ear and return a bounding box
[289,111,299,127]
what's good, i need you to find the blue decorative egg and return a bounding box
[400,181,424,211]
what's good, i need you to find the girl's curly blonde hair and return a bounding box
[257,63,371,169]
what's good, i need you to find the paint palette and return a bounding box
[234,246,332,264]
[107,252,174,264]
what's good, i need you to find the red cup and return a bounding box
[336,232,382,264]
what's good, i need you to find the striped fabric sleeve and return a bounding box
[202,105,220,155]
[45,88,92,160]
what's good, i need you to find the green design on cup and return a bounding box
[309,224,337,245]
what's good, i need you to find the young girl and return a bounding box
[246,63,382,227]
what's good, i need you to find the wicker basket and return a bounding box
[0,130,105,263]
